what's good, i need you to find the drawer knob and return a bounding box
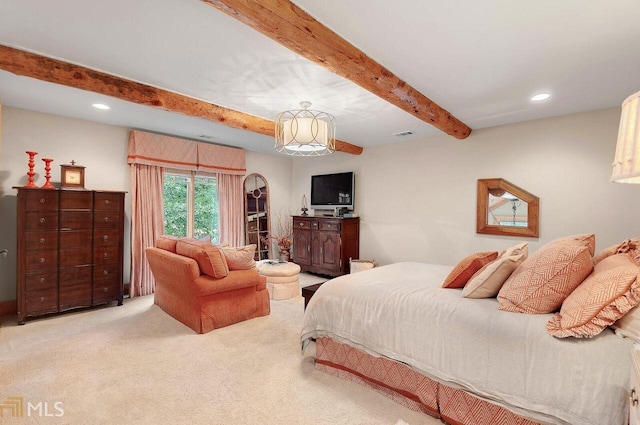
[632,388,639,406]
[103,235,109,241]
[104,217,109,222]
[105,200,110,205]
[39,258,45,263]
[39,297,44,302]
[103,287,108,293]
[103,270,109,275]
[39,198,45,204]
[299,223,304,227]
[40,277,45,283]
[103,253,108,259]
[39,217,46,223]
[327,224,331,228]
[39,238,45,244]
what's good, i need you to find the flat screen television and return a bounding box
[310,171,355,211]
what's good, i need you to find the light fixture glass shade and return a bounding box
[275,101,335,156]
[611,90,640,183]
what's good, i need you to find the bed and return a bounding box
[301,261,635,425]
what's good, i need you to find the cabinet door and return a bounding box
[315,232,342,273]
[293,228,312,266]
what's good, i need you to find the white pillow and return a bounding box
[463,254,525,299]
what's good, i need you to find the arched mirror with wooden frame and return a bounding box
[477,178,539,238]
[244,173,271,260]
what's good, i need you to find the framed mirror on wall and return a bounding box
[477,178,539,238]
[243,173,271,260]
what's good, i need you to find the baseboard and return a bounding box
[0,299,17,317]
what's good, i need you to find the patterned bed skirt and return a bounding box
[315,337,542,425]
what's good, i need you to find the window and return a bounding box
[163,171,220,243]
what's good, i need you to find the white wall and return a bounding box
[290,107,640,266]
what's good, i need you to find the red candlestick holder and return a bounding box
[41,158,55,189]
[24,151,38,188]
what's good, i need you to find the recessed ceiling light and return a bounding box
[92,103,110,110]
[530,93,551,102]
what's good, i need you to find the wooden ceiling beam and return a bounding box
[0,44,364,155]
[203,0,472,139]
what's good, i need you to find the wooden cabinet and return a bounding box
[292,216,359,277]
[15,188,125,324]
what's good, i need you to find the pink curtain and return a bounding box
[217,173,244,247]
[129,164,164,297]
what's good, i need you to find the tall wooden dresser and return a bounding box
[15,188,125,324]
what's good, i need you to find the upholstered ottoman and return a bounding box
[256,260,301,300]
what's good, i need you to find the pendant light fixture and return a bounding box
[275,101,335,156]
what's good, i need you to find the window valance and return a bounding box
[127,130,246,175]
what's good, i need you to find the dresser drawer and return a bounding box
[25,231,58,251]
[24,190,58,211]
[60,229,92,247]
[94,247,120,265]
[319,220,341,231]
[294,218,313,230]
[25,270,58,291]
[60,211,93,230]
[59,248,92,267]
[25,211,58,231]
[94,192,123,211]
[93,263,121,282]
[25,287,58,315]
[93,211,121,228]
[25,250,58,272]
[92,280,121,304]
[93,229,120,248]
[59,264,92,284]
[59,190,93,209]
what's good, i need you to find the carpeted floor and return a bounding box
[0,274,441,425]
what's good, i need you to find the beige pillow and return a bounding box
[497,235,595,314]
[176,239,229,278]
[500,242,528,258]
[547,253,640,338]
[220,245,257,270]
[463,254,525,299]
[442,251,499,289]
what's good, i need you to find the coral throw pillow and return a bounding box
[176,239,229,279]
[442,251,499,289]
[497,235,595,314]
[220,245,257,270]
[593,238,640,265]
[547,253,640,338]
[155,235,179,253]
[463,254,525,299]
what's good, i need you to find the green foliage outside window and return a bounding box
[163,173,219,244]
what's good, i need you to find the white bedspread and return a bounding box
[301,262,633,425]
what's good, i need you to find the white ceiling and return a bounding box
[1,0,639,155]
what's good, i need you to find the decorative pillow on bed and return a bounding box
[220,244,257,270]
[462,254,525,299]
[547,253,640,338]
[497,234,595,314]
[593,238,640,265]
[176,239,229,279]
[442,251,499,288]
[543,233,596,256]
[499,241,528,258]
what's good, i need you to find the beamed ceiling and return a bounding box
[0,0,639,155]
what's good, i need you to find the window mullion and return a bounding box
[187,171,195,237]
